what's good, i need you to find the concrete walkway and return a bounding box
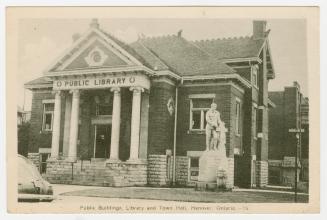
[53,183,308,196]
[54,184,308,203]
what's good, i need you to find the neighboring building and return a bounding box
[17,106,31,157]
[268,82,309,186]
[24,19,275,188]
[17,106,31,125]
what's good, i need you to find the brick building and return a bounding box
[268,82,309,186]
[24,19,275,188]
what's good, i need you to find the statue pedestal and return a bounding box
[196,149,229,191]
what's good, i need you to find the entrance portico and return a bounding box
[50,72,150,162]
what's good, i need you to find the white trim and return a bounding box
[187,151,203,157]
[188,94,216,99]
[182,82,245,94]
[93,28,143,66]
[182,74,252,89]
[25,84,53,89]
[151,78,176,86]
[257,133,264,138]
[39,148,51,154]
[42,99,55,104]
[251,64,259,88]
[258,105,265,110]
[46,65,154,77]
[235,98,241,136]
[42,102,55,132]
[234,148,241,155]
[155,70,181,79]
[189,96,213,131]
[220,57,262,64]
[43,27,144,75]
[265,39,276,78]
[231,65,251,69]
[58,36,135,71]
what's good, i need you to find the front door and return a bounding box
[94,125,111,158]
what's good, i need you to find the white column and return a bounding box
[50,91,62,159]
[128,86,144,161]
[108,87,121,161]
[67,89,80,162]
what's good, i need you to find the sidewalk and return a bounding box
[54,184,309,203]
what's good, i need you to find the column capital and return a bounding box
[110,87,121,93]
[69,89,80,98]
[52,90,62,96]
[129,86,144,93]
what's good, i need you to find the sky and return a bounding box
[18,18,308,111]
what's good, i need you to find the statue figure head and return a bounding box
[210,102,217,110]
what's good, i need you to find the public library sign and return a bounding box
[53,74,150,90]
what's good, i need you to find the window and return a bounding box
[235,99,241,135]
[42,103,54,131]
[189,95,215,131]
[252,65,259,88]
[253,105,258,139]
[96,103,112,116]
[39,153,50,174]
[188,157,199,181]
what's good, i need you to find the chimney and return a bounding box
[177,29,183,37]
[90,18,99,29]
[293,81,301,90]
[72,33,81,42]
[253,20,267,39]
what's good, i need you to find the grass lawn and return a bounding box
[61,187,308,203]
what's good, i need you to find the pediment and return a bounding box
[47,29,143,73]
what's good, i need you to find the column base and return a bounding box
[126,158,147,164]
[65,157,77,163]
[47,156,59,161]
[106,158,122,164]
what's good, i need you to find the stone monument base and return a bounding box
[196,149,230,191]
[195,182,232,192]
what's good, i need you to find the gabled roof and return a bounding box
[99,29,154,69]
[44,26,146,75]
[24,76,52,89]
[193,36,266,60]
[130,35,235,76]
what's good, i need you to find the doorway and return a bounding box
[93,124,111,158]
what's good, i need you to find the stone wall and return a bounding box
[256,160,268,187]
[44,159,147,187]
[175,156,189,186]
[147,154,235,188]
[226,158,234,188]
[27,153,40,170]
[147,154,190,187]
[147,154,171,186]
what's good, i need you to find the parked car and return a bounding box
[18,155,54,202]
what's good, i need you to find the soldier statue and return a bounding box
[205,102,223,151]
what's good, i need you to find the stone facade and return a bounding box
[256,160,268,187]
[44,159,147,186]
[147,154,171,186]
[27,153,40,170]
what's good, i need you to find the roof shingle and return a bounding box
[132,35,235,76]
[193,36,265,60]
[25,76,52,87]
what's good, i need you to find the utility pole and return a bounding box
[288,93,303,203]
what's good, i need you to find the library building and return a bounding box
[25,19,276,188]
